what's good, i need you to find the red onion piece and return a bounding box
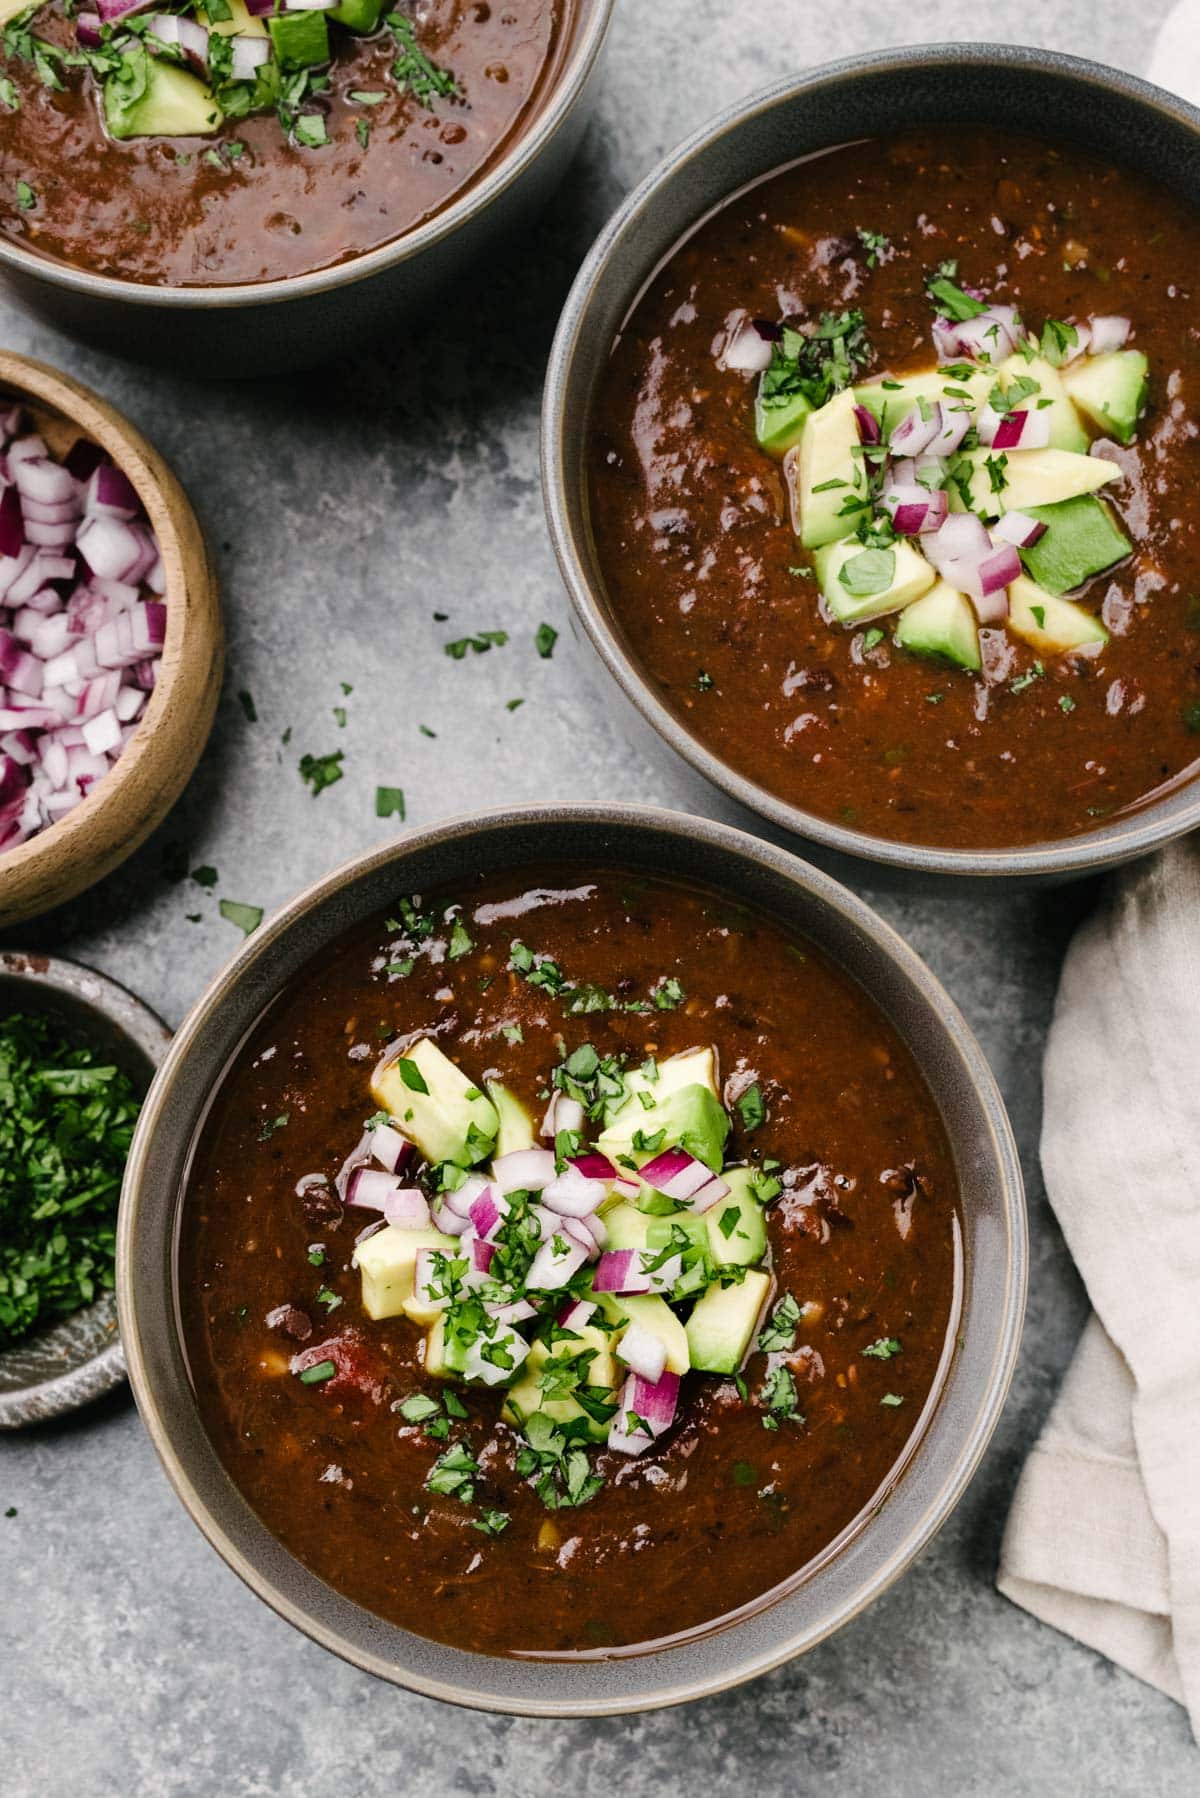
[888,403,940,457]
[493,1146,555,1193]
[592,1248,652,1295]
[75,10,103,46]
[540,1092,584,1141]
[607,1369,681,1455]
[542,1166,608,1217]
[721,320,774,374]
[368,1121,412,1174]
[638,1147,716,1204]
[526,1233,589,1291]
[1086,315,1131,355]
[557,1297,597,1330]
[992,510,1047,549]
[95,0,153,20]
[617,1321,668,1384]
[345,1167,403,1211]
[853,404,881,446]
[467,1186,508,1241]
[231,34,271,78]
[611,1172,640,1203]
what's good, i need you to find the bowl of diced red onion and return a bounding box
[0,352,221,927]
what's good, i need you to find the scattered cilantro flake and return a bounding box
[376,785,406,820]
[394,1058,430,1095]
[757,1292,801,1354]
[472,1507,510,1536]
[191,865,218,889]
[881,1392,905,1407]
[856,227,891,267]
[355,117,370,150]
[388,13,458,108]
[448,918,474,960]
[237,689,257,723]
[445,630,508,659]
[258,1113,289,1142]
[426,1441,479,1502]
[219,899,263,936]
[736,1082,765,1133]
[505,697,524,712]
[294,113,329,150]
[862,1336,902,1360]
[299,750,344,795]
[15,179,35,212]
[694,668,715,692]
[535,622,558,659]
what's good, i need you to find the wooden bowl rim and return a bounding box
[0,351,213,889]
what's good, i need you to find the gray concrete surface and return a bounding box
[2,1,1195,1791]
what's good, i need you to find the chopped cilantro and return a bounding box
[298,750,344,795]
[298,1360,336,1385]
[237,689,257,723]
[757,1292,801,1354]
[736,1082,766,1133]
[535,621,558,659]
[394,1058,429,1095]
[375,785,406,820]
[862,1337,902,1360]
[218,899,263,936]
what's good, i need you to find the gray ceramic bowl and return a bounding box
[543,44,1200,883]
[118,804,1025,1714]
[0,0,613,375]
[0,951,171,1429]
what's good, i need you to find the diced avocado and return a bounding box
[1008,575,1109,656]
[755,382,812,457]
[813,536,935,626]
[704,1167,769,1268]
[793,388,867,549]
[486,1080,535,1157]
[330,0,385,29]
[598,1047,728,1174]
[856,365,991,433]
[371,1038,498,1169]
[646,1211,708,1258]
[893,580,982,672]
[268,8,330,68]
[354,1224,458,1321]
[424,1313,467,1380]
[592,1290,690,1374]
[947,446,1118,516]
[997,353,1087,453]
[500,1324,618,1443]
[1062,350,1148,446]
[104,48,222,140]
[686,1269,772,1375]
[0,0,36,16]
[200,0,268,37]
[1018,494,1131,595]
[602,1203,654,1251]
[603,1045,719,1125]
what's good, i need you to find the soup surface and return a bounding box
[587,132,1200,848]
[0,0,569,285]
[180,866,959,1656]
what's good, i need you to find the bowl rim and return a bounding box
[0,0,616,311]
[118,800,1027,1714]
[0,948,172,1429]
[541,41,1200,881]
[0,351,222,913]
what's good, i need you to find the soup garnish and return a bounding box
[181,869,959,1653]
[744,259,1146,674]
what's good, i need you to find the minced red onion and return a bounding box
[0,408,165,855]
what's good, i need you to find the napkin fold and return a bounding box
[997,840,1200,1732]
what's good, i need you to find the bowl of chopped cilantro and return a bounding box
[0,949,170,1428]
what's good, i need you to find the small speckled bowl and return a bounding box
[543,44,1200,883]
[0,951,171,1430]
[119,805,1026,1713]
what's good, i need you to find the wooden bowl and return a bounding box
[0,352,222,927]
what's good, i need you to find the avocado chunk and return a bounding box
[424,1313,467,1380]
[1018,494,1131,595]
[500,1323,618,1443]
[371,1038,498,1169]
[997,352,1088,453]
[948,446,1119,517]
[268,9,330,68]
[755,381,812,457]
[598,1046,728,1173]
[330,0,385,28]
[354,1224,458,1321]
[813,535,935,626]
[686,1269,772,1375]
[893,580,982,672]
[602,1203,654,1250]
[704,1167,768,1268]
[104,47,222,140]
[1008,575,1109,656]
[486,1080,536,1157]
[1063,350,1149,446]
[592,1290,690,1374]
[856,365,991,434]
[792,388,867,549]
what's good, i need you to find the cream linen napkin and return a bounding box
[996,12,1200,1731]
[996,838,1200,1729]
